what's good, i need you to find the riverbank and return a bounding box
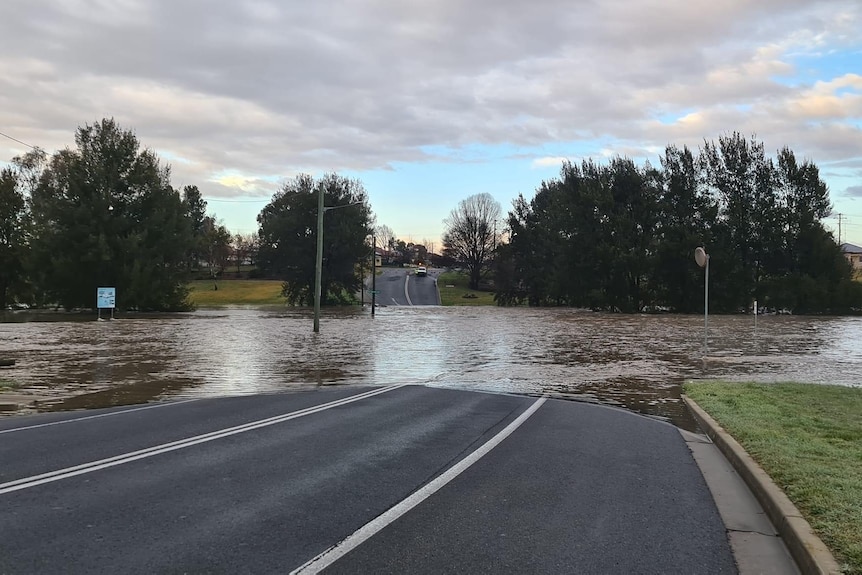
[683,381,862,574]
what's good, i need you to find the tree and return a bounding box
[232,233,258,273]
[375,224,395,252]
[0,148,48,308]
[182,185,208,270]
[257,173,372,305]
[700,132,784,310]
[201,217,232,286]
[443,193,501,290]
[654,145,718,312]
[28,118,194,311]
[0,169,26,310]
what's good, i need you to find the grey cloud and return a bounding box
[1,0,860,195]
[843,186,862,198]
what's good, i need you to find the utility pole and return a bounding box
[313,193,362,333]
[838,213,843,245]
[313,187,325,333]
[371,235,376,316]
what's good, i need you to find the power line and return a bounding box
[0,131,36,149]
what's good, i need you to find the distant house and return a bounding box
[840,243,862,272]
[376,248,400,266]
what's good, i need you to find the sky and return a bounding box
[1,0,861,247]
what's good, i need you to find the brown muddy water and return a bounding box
[1,306,861,429]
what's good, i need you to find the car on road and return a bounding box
[416,266,427,277]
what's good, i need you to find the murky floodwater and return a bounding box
[2,306,861,429]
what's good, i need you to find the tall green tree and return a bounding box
[0,169,26,310]
[601,157,661,312]
[257,173,372,305]
[654,145,718,312]
[181,185,208,270]
[0,148,48,308]
[700,133,785,310]
[28,118,193,311]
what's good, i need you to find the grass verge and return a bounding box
[0,378,20,390]
[188,279,285,307]
[437,271,496,306]
[683,381,862,574]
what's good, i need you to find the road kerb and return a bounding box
[682,395,842,575]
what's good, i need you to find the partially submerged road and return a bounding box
[374,267,439,306]
[0,386,794,573]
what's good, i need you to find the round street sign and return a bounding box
[695,247,708,268]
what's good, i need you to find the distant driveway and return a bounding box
[373,267,439,306]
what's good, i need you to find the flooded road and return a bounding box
[2,306,861,429]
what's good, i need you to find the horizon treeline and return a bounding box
[494,132,862,313]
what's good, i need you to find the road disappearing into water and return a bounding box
[374,267,440,306]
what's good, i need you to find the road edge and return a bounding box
[682,395,842,575]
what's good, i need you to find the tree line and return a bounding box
[483,133,861,313]
[1,119,256,311]
[0,118,379,312]
[4,119,857,315]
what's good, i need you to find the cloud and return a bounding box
[0,0,860,206]
[844,185,862,198]
[531,156,568,169]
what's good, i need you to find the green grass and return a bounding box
[188,279,286,307]
[684,381,862,574]
[0,376,21,390]
[438,271,496,306]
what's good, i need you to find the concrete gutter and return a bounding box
[683,395,843,575]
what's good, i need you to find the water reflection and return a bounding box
[2,307,861,429]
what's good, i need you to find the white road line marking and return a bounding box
[0,385,408,495]
[404,273,413,306]
[291,395,548,575]
[0,399,200,435]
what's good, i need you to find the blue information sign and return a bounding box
[97,287,116,309]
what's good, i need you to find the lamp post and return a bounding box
[313,190,362,333]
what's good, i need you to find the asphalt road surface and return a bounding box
[0,386,737,574]
[373,267,440,306]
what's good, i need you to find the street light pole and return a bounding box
[695,247,710,355]
[313,187,325,333]
[371,235,376,316]
[313,191,363,333]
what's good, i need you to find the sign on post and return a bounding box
[96,287,116,320]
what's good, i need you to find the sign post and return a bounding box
[694,247,709,356]
[97,287,116,321]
